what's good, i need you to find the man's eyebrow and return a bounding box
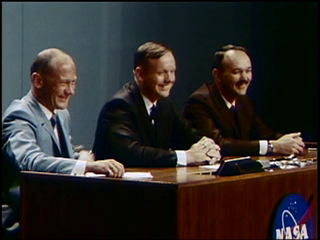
[232,67,252,70]
[60,78,77,82]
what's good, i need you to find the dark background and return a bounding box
[2,2,317,148]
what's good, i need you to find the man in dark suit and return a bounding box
[182,44,305,157]
[92,42,221,167]
[2,48,124,239]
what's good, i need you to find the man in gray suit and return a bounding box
[2,48,125,239]
[2,48,125,178]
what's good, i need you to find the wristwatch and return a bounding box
[267,141,274,154]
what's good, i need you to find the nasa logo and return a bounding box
[272,194,314,239]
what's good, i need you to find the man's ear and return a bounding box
[31,72,43,89]
[134,66,145,84]
[212,68,220,83]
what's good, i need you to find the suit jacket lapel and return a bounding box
[129,82,157,146]
[26,91,72,157]
[208,82,241,138]
[56,113,72,157]
[153,100,165,148]
[235,100,250,139]
[43,119,61,151]
[25,92,61,149]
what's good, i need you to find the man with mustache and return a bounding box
[92,42,221,167]
[182,44,305,157]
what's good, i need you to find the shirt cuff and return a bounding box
[72,152,80,159]
[71,160,87,176]
[175,150,187,166]
[259,140,268,155]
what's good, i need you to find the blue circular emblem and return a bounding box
[272,194,314,239]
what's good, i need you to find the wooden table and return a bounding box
[20,151,317,239]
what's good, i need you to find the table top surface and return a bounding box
[21,149,317,186]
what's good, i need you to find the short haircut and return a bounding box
[212,44,248,70]
[30,48,72,76]
[133,42,172,69]
[30,55,51,76]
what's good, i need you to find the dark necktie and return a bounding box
[150,104,157,123]
[230,105,240,132]
[230,105,236,115]
[50,114,69,158]
[149,104,158,145]
[50,115,57,128]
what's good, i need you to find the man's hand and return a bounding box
[271,132,305,155]
[205,146,221,164]
[78,150,95,162]
[186,136,221,165]
[85,159,125,178]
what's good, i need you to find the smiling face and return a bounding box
[32,56,77,112]
[214,49,252,102]
[136,51,176,102]
[44,59,77,111]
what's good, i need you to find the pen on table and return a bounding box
[287,154,296,160]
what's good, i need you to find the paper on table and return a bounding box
[199,163,221,172]
[123,172,153,179]
[85,172,105,177]
[85,172,153,179]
